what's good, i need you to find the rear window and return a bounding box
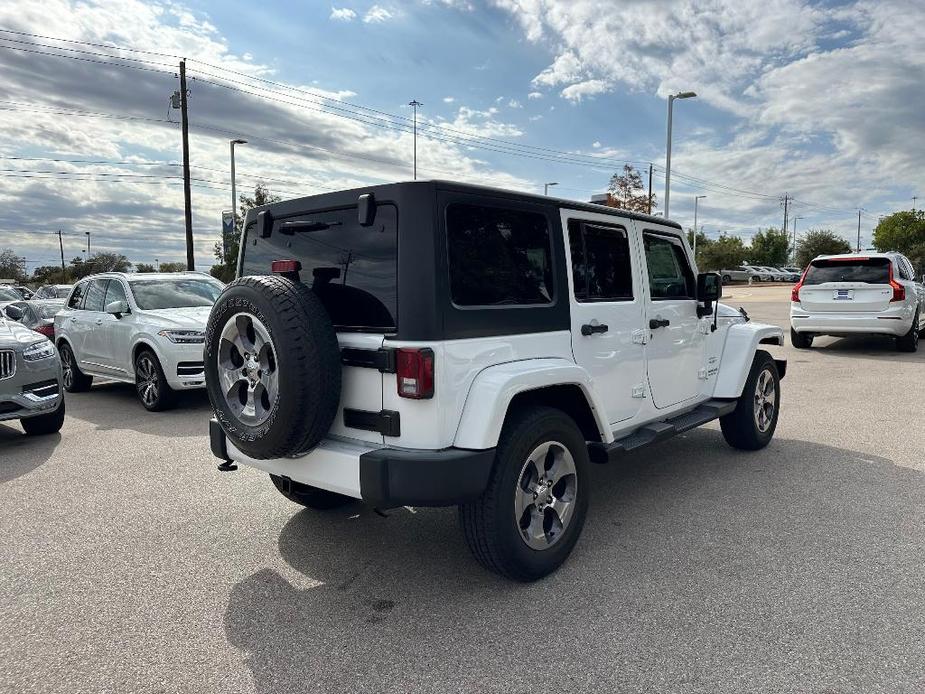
[446,203,553,307]
[242,204,398,331]
[804,258,890,285]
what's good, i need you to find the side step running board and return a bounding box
[587,399,737,464]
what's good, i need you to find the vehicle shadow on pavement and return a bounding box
[63,382,212,437]
[805,334,925,361]
[223,432,925,693]
[0,424,60,483]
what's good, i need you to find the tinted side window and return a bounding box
[644,233,695,299]
[67,282,87,309]
[568,220,633,302]
[84,280,108,312]
[104,280,128,307]
[447,203,553,306]
[243,205,398,331]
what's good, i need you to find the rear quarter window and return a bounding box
[805,258,890,284]
[242,204,398,331]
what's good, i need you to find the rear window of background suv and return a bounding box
[241,203,398,331]
[804,257,890,285]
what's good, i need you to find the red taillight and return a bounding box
[396,348,434,399]
[791,267,808,302]
[889,263,905,302]
[35,324,54,338]
[271,259,301,274]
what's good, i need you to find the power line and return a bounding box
[0,28,182,59]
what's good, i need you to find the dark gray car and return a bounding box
[0,316,65,435]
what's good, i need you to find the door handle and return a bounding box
[649,318,670,329]
[581,323,609,336]
[70,317,78,322]
[95,319,102,325]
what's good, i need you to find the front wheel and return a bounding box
[459,406,589,582]
[722,274,732,284]
[720,350,780,451]
[135,350,175,411]
[21,399,65,436]
[790,327,813,349]
[896,312,919,352]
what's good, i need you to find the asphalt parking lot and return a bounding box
[2,286,924,694]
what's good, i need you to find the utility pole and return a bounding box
[780,194,790,238]
[913,196,918,213]
[409,100,422,180]
[647,163,653,214]
[57,230,65,280]
[857,209,862,251]
[791,215,804,264]
[85,231,90,255]
[179,59,194,270]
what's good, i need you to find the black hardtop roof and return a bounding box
[248,180,683,231]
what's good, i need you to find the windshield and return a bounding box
[804,258,890,285]
[54,286,72,298]
[129,278,224,310]
[37,304,62,319]
[0,287,20,301]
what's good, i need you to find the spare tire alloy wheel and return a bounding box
[217,313,278,426]
[515,441,578,550]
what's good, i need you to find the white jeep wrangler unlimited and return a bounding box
[205,181,785,581]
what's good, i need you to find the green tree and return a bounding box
[749,227,790,266]
[795,229,852,268]
[158,261,187,273]
[686,229,712,267]
[31,265,69,284]
[607,164,656,213]
[699,233,748,271]
[136,263,156,273]
[212,183,282,282]
[0,249,26,281]
[69,252,131,278]
[873,210,925,274]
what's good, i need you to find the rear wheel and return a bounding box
[720,350,780,451]
[21,399,65,436]
[135,350,175,411]
[459,407,589,582]
[269,475,353,510]
[60,343,92,392]
[722,274,732,284]
[896,312,919,352]
[790,327,813,349]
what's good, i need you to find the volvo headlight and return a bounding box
[158,329,205,344]
[23,340,55,361]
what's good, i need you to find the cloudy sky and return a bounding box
[0,0,922,273]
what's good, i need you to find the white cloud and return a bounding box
[363,4,393,23]
[507,99,522,109]
[592,141,601,149]
[442,96,455,103]
[527,91,543,100]
[560,79,609,102]
[329,6,356,21]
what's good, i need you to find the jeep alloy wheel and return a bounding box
[753,368,776,433]
[216,313,279,427]
[514,441,578,550]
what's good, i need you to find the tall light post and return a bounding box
[544,182,558,196]
[791,215,804,263]
[692,195,706,262]
[664,90,697,219]
[857,208,865,251]
[84,231,90,255]
[409,100,423,180]
[230,139,247,227]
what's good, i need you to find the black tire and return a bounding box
[134,349,176,411]
[790,327,813,349]
[722,274,732,284]
[269,474,353,510]
[896,312,919,352]
[59,342,92,392]
[720,350,780,451]
[21,398,65,436]
[204,275,341,460]
[459,406,589,582]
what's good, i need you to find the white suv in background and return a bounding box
[790,252,925,351]
[55,272,224,410]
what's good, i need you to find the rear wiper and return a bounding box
[278,220,342,235]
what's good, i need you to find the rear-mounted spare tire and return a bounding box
[204,275,342,459]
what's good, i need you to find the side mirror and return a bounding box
[696,272,721,317]
[105,300,129,317]
[4,305,24,321]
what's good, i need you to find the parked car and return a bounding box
[55,272,224,410]
[718,267,751,284]
[780,266,803,281]
[205,181,786,581]
[0,313,66,435]
[33,284,74,300]
[2,300,64,339]
[1,285,35,299]
[0,286,23,305]
[790,252,925,351]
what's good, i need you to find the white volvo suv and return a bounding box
[790,252,925,351]
[55,272,224,410]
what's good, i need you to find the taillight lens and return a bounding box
[889,264,905,302]
[396,348,434,399]
[791,267,808,302]
[35,324,54,338]
[271,259,301,274]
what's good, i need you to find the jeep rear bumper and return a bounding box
[209,418,495,509]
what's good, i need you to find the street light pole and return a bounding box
[791,215,804,264]
[544,182,558,196]
[664,90,696,220]
[229,139,247,242]
[857,209,863,251]
[84,231,90,255]
[409,100,422,180]
[693,195,706,262]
